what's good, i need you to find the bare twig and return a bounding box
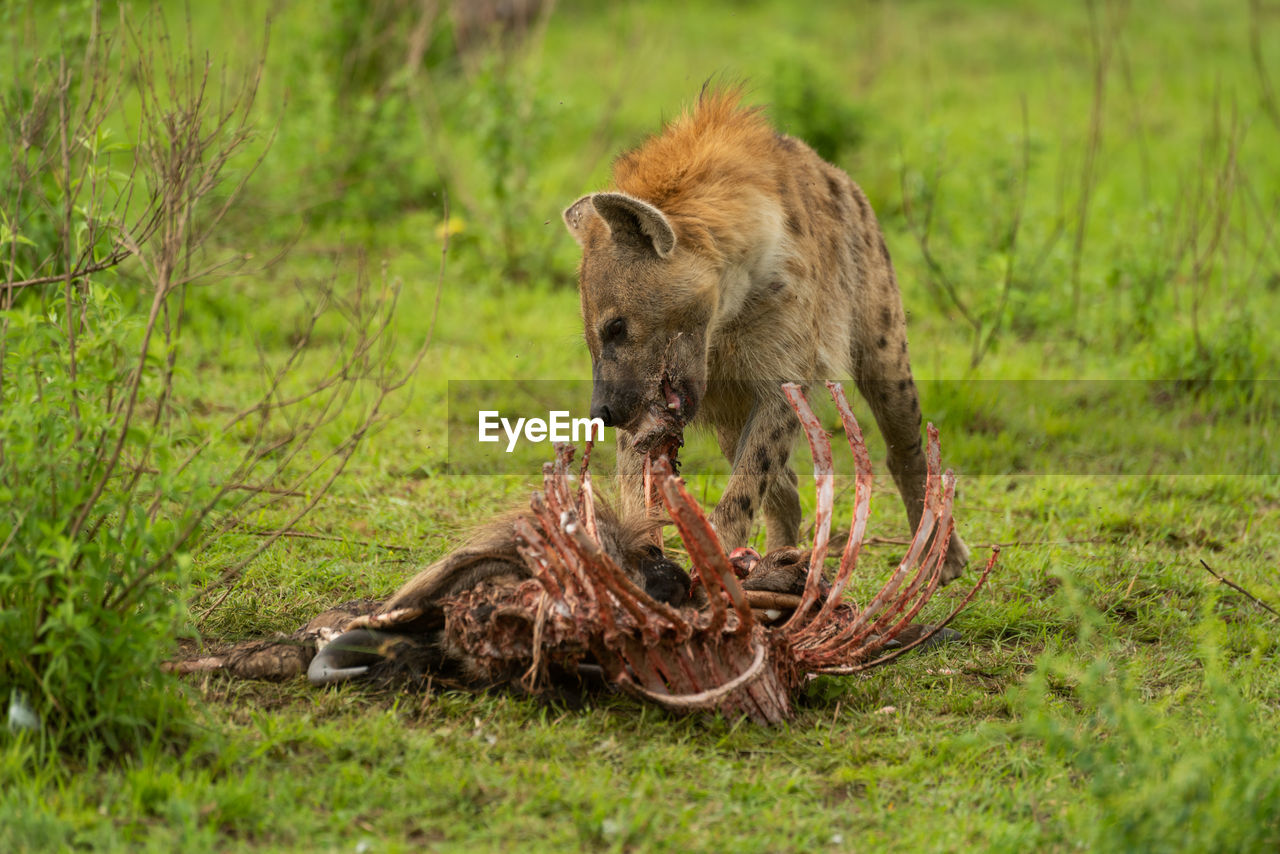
[1069,0,1125,331]
[900,98,1061,369]
[1199,559,1280,621]
[854,535,1105,549]
[1249,0,1280,130]
[900,155,980,332]
[230,526,414,553]
[971,96,1029,368]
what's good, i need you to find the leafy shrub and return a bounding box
[1022,604,1280,851]
[0,2,435,755]
[457,54,564,282]
[1147,314,1260,401]
[0,285,204,752]
[766,58,868,166]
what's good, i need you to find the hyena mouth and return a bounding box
[662,374,684,413]
[629,406,684,456]
[628,370,690,458]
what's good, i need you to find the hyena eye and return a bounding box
[602,317,627,343]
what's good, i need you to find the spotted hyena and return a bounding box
[562,87,968,581]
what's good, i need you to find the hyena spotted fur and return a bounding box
[562,87,969,581]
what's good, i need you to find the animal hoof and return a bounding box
[307,628,393,686]
[884,624,962,653]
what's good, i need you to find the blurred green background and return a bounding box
[4,0,1280,850]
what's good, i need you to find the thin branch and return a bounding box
[230,526,414,553]
[900,156,980,331]
[1249,0,1280,130]
[1069,0,1122,331]
[1199,558,1280,621]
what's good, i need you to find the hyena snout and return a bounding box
[589,375,647,429]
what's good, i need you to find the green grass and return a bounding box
[4,0,1280,850]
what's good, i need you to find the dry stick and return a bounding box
[1239,175,1280,291]
[108,92,285,594]
[57,58,83,450]
[68,241,170,543]
[211,338,371,531]
[125,466,305,497]
[840,535,1107,549]
[74,10,233,545]
[1199,559,1280,620]
[1070,0,1117,332]
[1250,0,1280,131]
[230,526,414,552]
[1114,20,1151,202]
[817,546,999,675]
[188,437,363,616]
[1173,90,1241,353]
[973,95,1029,368]
[900,157,980,331]
[228,226,430,513]
[3,254,142,292]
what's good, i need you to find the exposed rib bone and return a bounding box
[792,381,874,644]
[779,383,835,632]
[652,455,753,633]
[621,640,767,709]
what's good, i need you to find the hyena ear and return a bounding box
[562,195,597,247]
[590,192,677,259]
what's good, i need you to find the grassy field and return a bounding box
[4,0,1280,850]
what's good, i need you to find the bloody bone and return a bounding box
[441,381,996,724]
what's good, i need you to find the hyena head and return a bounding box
[563,192,716,445]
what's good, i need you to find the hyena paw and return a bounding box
[939,532,970,585]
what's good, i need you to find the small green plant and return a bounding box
[1147,314,1260,403]
[460,54,563,282]
[1022,599,1280,851]
[900,105,1064,369]
[0,286,205,752]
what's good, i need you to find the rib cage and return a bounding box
[443,382,998,724]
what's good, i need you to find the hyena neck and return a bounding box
[707,196,788,333]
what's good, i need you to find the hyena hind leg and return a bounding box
[855,365,970,583]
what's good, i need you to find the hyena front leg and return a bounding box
[615,430,649,522]
[710,392,802,553]
[854,337,970,582]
